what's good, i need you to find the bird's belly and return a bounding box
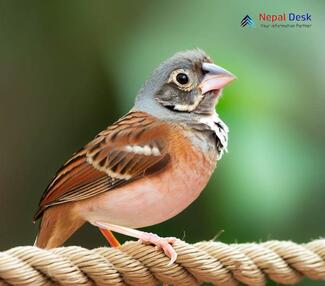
[81,151,215,228]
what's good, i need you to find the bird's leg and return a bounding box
[99,228,121,247]
[95,221,177,265]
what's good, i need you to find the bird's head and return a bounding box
[135,49,236,116]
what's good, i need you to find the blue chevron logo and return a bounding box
[241,15,255,27]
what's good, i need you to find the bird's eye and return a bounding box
[176,73,189,85]
[168,69,193,91]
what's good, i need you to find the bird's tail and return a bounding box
[34,203,84,248]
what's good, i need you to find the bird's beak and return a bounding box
[199,62,237,94]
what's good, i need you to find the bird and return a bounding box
[33,49,236,264]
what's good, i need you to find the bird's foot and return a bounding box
[138,232,177,265]
[94,221,177,265]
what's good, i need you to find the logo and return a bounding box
[240,12,312,29]
[241,15,255,27]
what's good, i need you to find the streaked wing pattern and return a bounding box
[34,111,171,220]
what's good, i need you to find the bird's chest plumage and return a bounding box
[81,130,216,228]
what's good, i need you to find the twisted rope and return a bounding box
[0,239,324,286]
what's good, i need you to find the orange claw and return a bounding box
[99,228,121,247]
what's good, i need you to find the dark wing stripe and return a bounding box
[47,150,87,188]
[51,163,90,190]
[44,163,95,202]
[127,155,151,175]
[57,177,109,201]
[45,156,86,195]
[106,150,128,168]
[55,177,128,203]
[123,154,142,173]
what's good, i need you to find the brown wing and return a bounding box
[34,111,171,220]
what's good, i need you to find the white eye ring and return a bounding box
[168,69,194,91]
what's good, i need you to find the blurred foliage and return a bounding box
[0,1,324,285]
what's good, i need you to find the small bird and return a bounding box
[33,49,236,263]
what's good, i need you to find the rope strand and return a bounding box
[0,239,324,286]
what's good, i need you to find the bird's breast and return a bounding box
[80,129,217,228]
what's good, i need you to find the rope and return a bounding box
[0,239,324,286]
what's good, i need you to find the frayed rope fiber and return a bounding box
[0,239,324,286]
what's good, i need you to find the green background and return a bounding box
[0,1,324,285]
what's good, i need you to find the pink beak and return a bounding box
[199,62,236,94]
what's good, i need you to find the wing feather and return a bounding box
[34,111,171,220]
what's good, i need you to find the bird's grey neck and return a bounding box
[134,89,194,121]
